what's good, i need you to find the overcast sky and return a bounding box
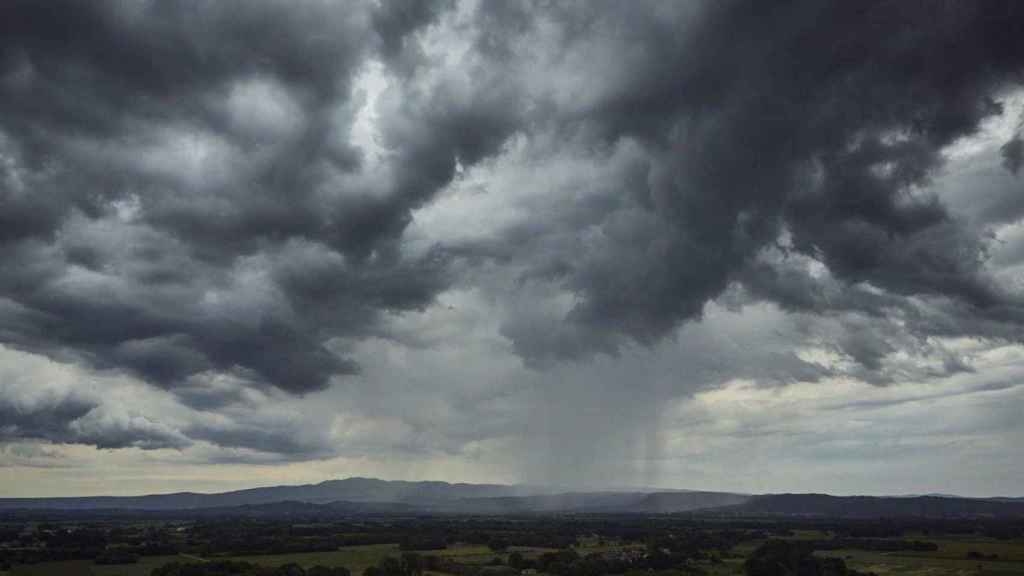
[2,0,1024,498]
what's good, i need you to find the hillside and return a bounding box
[1,478,1021,517]
[0,477,536,511]
[722,493,1024,518]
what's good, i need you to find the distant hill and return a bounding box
[720,493,1024,518]
[631,491,751,513]
[0,478,1020,517]
[422,491,748,514]
[0,477,540,511]
[0,477,749,514]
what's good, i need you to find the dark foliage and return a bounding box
[745,540,877,576]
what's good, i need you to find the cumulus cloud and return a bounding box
[0,0,509,398]
[0,346,189,450]
[441,1,1024,366]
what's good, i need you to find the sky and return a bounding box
[1,0,1024,498]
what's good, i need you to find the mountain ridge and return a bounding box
[1,477,1021,517]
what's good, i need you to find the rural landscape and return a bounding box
[1,478,1023,576]
[3,3,1024,576]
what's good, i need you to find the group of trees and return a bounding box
[358,527,756,576]
[745,541,877,576]
[178,520,578,558]
[0,522,178,566]
[805,539,937,553]
[6,515,1021,576]
[151,560,351,576]
[363,553,428,576]
[966,550,1000,560]
[536,550,637,576]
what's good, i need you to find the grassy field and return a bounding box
[814,537,1024,576]
[816,547,1024,576]
[224,543,401,574]
[897,538,1024,563]
[224,543,566,572]
[722,532,1024,576]
[574,537,645,556]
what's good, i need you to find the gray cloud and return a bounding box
[0,356,190,450]
[1004,134,1023,175]
[434,0,1024,368]
[0,345,341,459]
[372,0,454,74]
[0,0,515,401]
[2,0,1024,472]
[184,418,333,461]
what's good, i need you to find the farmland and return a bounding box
[815,537,1024,576]
[1,517,1023,576]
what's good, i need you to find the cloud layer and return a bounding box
[1,0,1024,495]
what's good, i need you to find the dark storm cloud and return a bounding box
[0,0,517,411]
[4,0,1024,463]
[735,250,1018,384]
[449,0,1024,367]
[1004,134,1024,175]
[372,0,454,73]
[184,418,333,460]
[0,391,94,444]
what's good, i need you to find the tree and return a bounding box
[488,537,509,552]
[309,567,352,576]
[402,553,424,576]
[275,564,307,576]
[745,540,852,576]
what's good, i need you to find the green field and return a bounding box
[813,534,1024,576]
[223,543,401,574]
[435,545,563,564]
[816,547,1024,576]
[898,538,1024,563]
[223,543,574,571]
[715,533,1024,576]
